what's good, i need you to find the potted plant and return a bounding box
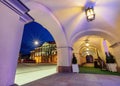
[72,53,79,73]
[106,52,115,63]
[105,52,117,72]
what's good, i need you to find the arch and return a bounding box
[71,29,118,66]
[79,45,96,54]
[25,1,68,47]
[86,55,94,63]
[70,29,118,46]
[23,1,73,72]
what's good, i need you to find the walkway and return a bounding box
[23,73,120,86]
[15,63,120,86]
[15,63,57,85]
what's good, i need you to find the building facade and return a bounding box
[30,42,57,63]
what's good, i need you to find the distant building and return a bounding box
[30,42,57,63]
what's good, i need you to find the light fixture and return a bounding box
[34,40,39,46]
[85,7,95,21]
[86,43,89,46]
[86,52,89,55]
[86,48,89,50]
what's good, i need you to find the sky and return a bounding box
[20,22,54,55]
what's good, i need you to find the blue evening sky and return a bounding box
[20,22,54,55]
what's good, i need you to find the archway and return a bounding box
[73,35,118,73]
[71,29,118,46]
[86,55,93,63]
[71,29,119,63]
[25,1,73,73]
[15,22,58,85]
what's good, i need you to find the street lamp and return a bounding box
[85,7,95,21]
[34,40,39,46]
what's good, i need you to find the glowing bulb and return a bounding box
[86,52,89,55]
[86,43,89,46]
[86,48,89,50]
[34,41,39,45]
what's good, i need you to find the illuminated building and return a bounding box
[30,42,57,63]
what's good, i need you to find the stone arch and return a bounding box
[24,1,73,72]
[70,29,118,46]
[71,29,119,66]
[25,1,68,47]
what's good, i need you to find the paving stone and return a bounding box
[22,73,120,86]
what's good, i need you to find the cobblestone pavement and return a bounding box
[22,73,120,86]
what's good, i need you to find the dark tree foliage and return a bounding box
[72,54,77,64]
[105,52,115,63]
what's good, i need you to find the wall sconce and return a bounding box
[85,7,95,21]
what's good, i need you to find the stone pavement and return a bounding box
[15,63,57,85]
[22,73,120,86]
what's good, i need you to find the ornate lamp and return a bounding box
[85,7,95,21]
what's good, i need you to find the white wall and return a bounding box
[0,3,24,86]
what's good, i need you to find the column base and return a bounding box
[10,83,18,86]
[117,67,120,73]
[58,66,72,73]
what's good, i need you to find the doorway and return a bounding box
[86,55,93,63]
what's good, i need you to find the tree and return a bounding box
[105,52,115,63]
[72,54,77,64]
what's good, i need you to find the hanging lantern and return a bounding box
[85,7,95,21]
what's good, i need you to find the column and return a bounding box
[103,40,109,55]
[112,46,120,72]
[0,1,33,86]
[101,39,109,61]
[0,11,24,86]
[57,46,73,73]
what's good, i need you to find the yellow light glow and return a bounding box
[34,41,39,45]
[90,9,94,14]
[88,15,94,19]
[86,52,89,55]
[86,43,89,46]
[87,10,90,16]
[91,0,96,2]
[86,48,89,50]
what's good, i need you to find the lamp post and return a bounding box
[85,7,95,21]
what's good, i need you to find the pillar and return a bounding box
[99,39,109,61]
[57,47,73,72]
[112,46,120,72]
[0,2,32,86]
[102,39,109,57]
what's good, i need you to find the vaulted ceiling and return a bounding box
[0,0,120,60]
[20,0,120,45]
[19,0,120,56]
